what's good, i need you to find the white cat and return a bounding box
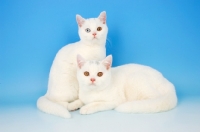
[68,55,177,115]
[37,11,108,118]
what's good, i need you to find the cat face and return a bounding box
[76,11,108,44]
[77,55,112,91]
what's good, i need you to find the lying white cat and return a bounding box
[37,11,108,118]
[68,55,177,115]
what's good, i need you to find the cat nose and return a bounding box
[92,33,96,36]
[90,78,96,83]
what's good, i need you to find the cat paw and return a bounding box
[67,100,83,111]
[67,103,79,111]
[80,105,96,115]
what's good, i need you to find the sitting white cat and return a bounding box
[37,11,108,118]
[68,55,177,115]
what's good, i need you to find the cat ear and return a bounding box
[76,15,85,27]
[98,11,106,24]
[77,54,85,69]
[102,55,112,70]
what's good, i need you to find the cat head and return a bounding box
[76,54,112,91]
[76,11,108,45]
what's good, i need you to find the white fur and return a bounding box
[37,11,108,118]
[68,55,177,115]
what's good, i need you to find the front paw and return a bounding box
[67,100,84,111]
[80,105,96,115]
[68,102,81,111]
[68,104,79,111]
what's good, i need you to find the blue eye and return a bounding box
[85,28,91,33]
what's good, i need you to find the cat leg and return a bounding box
[48,60,79,103]
[115,97,177,113]
[68,99,84,111]
[43,75,78,118]
[48,75,79,103]
[80,102,118,115]
[115,85,177,113]
[115,73,163,113]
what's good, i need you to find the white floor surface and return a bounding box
[0,97,200,132]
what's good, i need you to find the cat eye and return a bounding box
[97,27,102,31]
[84,71,90,76]
[85,28,91,33]
[97,72,103,77]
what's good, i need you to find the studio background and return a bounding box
[1,1,200,132]
[0,0,200,106]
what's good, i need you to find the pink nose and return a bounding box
[90,78,96,82]
[93,33,96,36]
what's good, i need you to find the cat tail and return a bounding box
[115,90,177,113]
[37,96,71,118]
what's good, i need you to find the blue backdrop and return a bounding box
[0,0,200,105]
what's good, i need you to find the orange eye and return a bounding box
[97,27,102,31]
[97,72,103,77]
[84,71,89,76]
